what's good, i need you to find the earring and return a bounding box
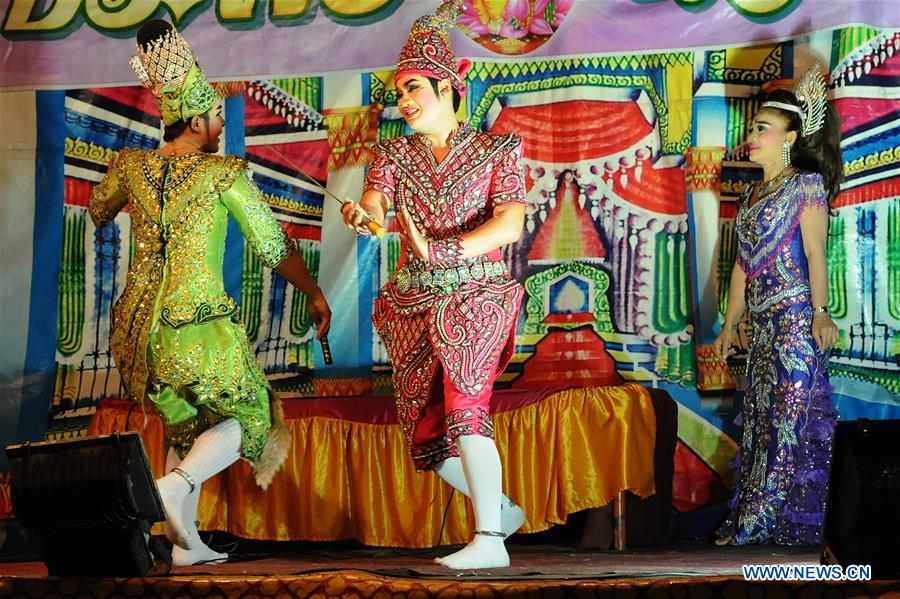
[782,142,792,167]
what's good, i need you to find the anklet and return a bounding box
[172,468,196,493]
[474,530,506,538]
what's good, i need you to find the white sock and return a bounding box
[435,455,524,537]
[156,419,242,551]
[433,457,471,495]
[457,435,503,534]
[165,447,205,532]
[434,435,511,569]
[435,456,520,504]
[173,418,242,485]
[165,446,203,531]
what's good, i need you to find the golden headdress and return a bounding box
[395,0,471,96]
[129,22,217,126]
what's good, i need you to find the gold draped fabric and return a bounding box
[88,383,656,547]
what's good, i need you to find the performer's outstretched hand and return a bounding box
[397,207,429,261]
[307,288,332,340]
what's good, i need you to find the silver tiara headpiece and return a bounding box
[761,64,828,138]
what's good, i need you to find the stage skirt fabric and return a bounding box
[88,383,656,548]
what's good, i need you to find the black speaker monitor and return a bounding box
[822,418,900,580]
[5,431,171,576]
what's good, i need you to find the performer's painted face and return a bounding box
[396,75,451,131]
[199,100,226,153]
[746,109,796,166]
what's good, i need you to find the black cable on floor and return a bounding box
[437,489,454,544]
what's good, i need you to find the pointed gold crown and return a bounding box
[130,27,195,99]
[129,25,217,125]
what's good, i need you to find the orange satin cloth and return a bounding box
[88,383,656,548]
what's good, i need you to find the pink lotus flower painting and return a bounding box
[457,0,573,55]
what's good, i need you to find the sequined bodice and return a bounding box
[734,172,825,307]
[365,124,525,267]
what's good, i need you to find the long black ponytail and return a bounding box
[761,88,844,207]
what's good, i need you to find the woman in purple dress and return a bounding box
[713,66,843,546]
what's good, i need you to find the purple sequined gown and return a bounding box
[717,171,838,546]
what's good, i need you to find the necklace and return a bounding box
[756,166,795,198]
[158,142,202,156]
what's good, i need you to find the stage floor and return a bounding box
[2,540,821,579]
[2,540,897,597]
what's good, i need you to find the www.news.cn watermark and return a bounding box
[742,564,872,581]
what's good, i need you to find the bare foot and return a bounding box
[435,535,510,570]
[715,535,734,546]
[156,476,195,550]
[501,499,525,538]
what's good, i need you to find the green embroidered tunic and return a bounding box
[90,149,291,480]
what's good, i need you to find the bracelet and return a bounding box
[725,322,739,331]
[814,305,829,314]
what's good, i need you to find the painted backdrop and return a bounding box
[1,1,897,532]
